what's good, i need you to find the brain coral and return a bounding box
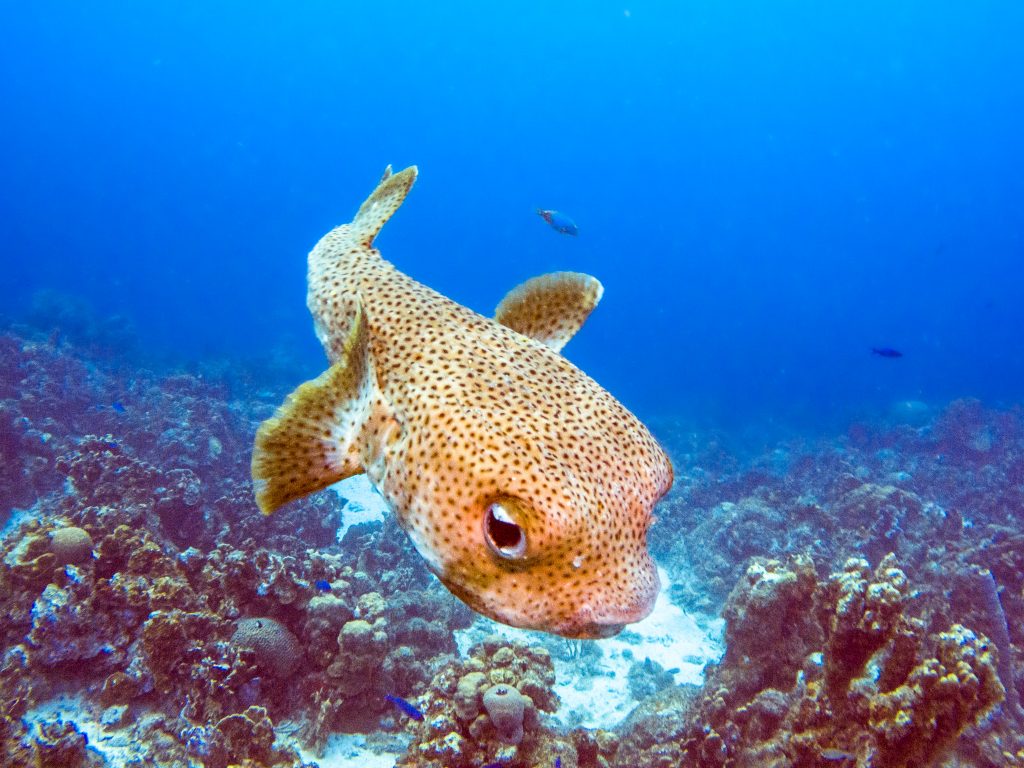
[231,618,302,679]
[49,526,94,566]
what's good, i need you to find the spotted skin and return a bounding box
[258,166,673,638]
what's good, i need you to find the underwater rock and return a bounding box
[889,399,932,426]
[831,483,929,564]
[7,532,61,596]
[455,671,488,720]
[32,717,99,768]
[717,554,821,701]
[0,645,37,765]
[613,685,699,768]
[214,704,307,767]
[27,573,133,671]
[0,401,58,515]
[303,592,355,668]
[626,656,678,701]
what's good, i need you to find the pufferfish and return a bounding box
[252,166,673,639]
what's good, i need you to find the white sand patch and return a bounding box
[287,731,405,768]
[331,475,388,539]
[454,567,723,730]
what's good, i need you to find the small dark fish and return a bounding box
[103,440,119,450]
[111,401,126,413]
[872,347,903,358]
[537,208,578,236]
[314,579,331,592]
[385,693,423,721]
[555,759,562,768]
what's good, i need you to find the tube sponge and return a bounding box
[482,684,527,745]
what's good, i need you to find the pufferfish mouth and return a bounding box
[554,580,660,639]
[557,619,627,640]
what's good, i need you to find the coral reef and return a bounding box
[0,329,475,766]
[397,637,572,768]
[3,322,1024,766]
[614,554,1010,768]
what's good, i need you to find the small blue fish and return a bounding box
[111,401,126,413]
[555,759,562,768]
[385,693,423,721]
[314,579,331,592]
[872,347,903,358]
[537,208,578,236]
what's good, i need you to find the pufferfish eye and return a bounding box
[483,501,527,559]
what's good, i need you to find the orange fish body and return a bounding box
[252,166,672,638]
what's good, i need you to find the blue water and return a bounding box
[3,2,1022,432]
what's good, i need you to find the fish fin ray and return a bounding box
[494,271,603,352]
[350,165,418,247]
[251,304,374,514]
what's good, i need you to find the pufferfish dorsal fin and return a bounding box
[494,271,604,352]
[350,164,418,247]
[251,302,374,514]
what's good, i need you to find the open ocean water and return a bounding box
[1,3,1023,767]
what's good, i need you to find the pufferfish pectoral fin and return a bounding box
[494,271,604,352]
[349,164,418,248]
[251,304,374,515]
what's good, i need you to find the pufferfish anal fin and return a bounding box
[350,165,418,248]
[494,271,604,352]
[251,303,374,514]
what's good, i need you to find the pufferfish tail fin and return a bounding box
[251,303,375,514]
[350,164,418,248]
[495,271,604,353]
